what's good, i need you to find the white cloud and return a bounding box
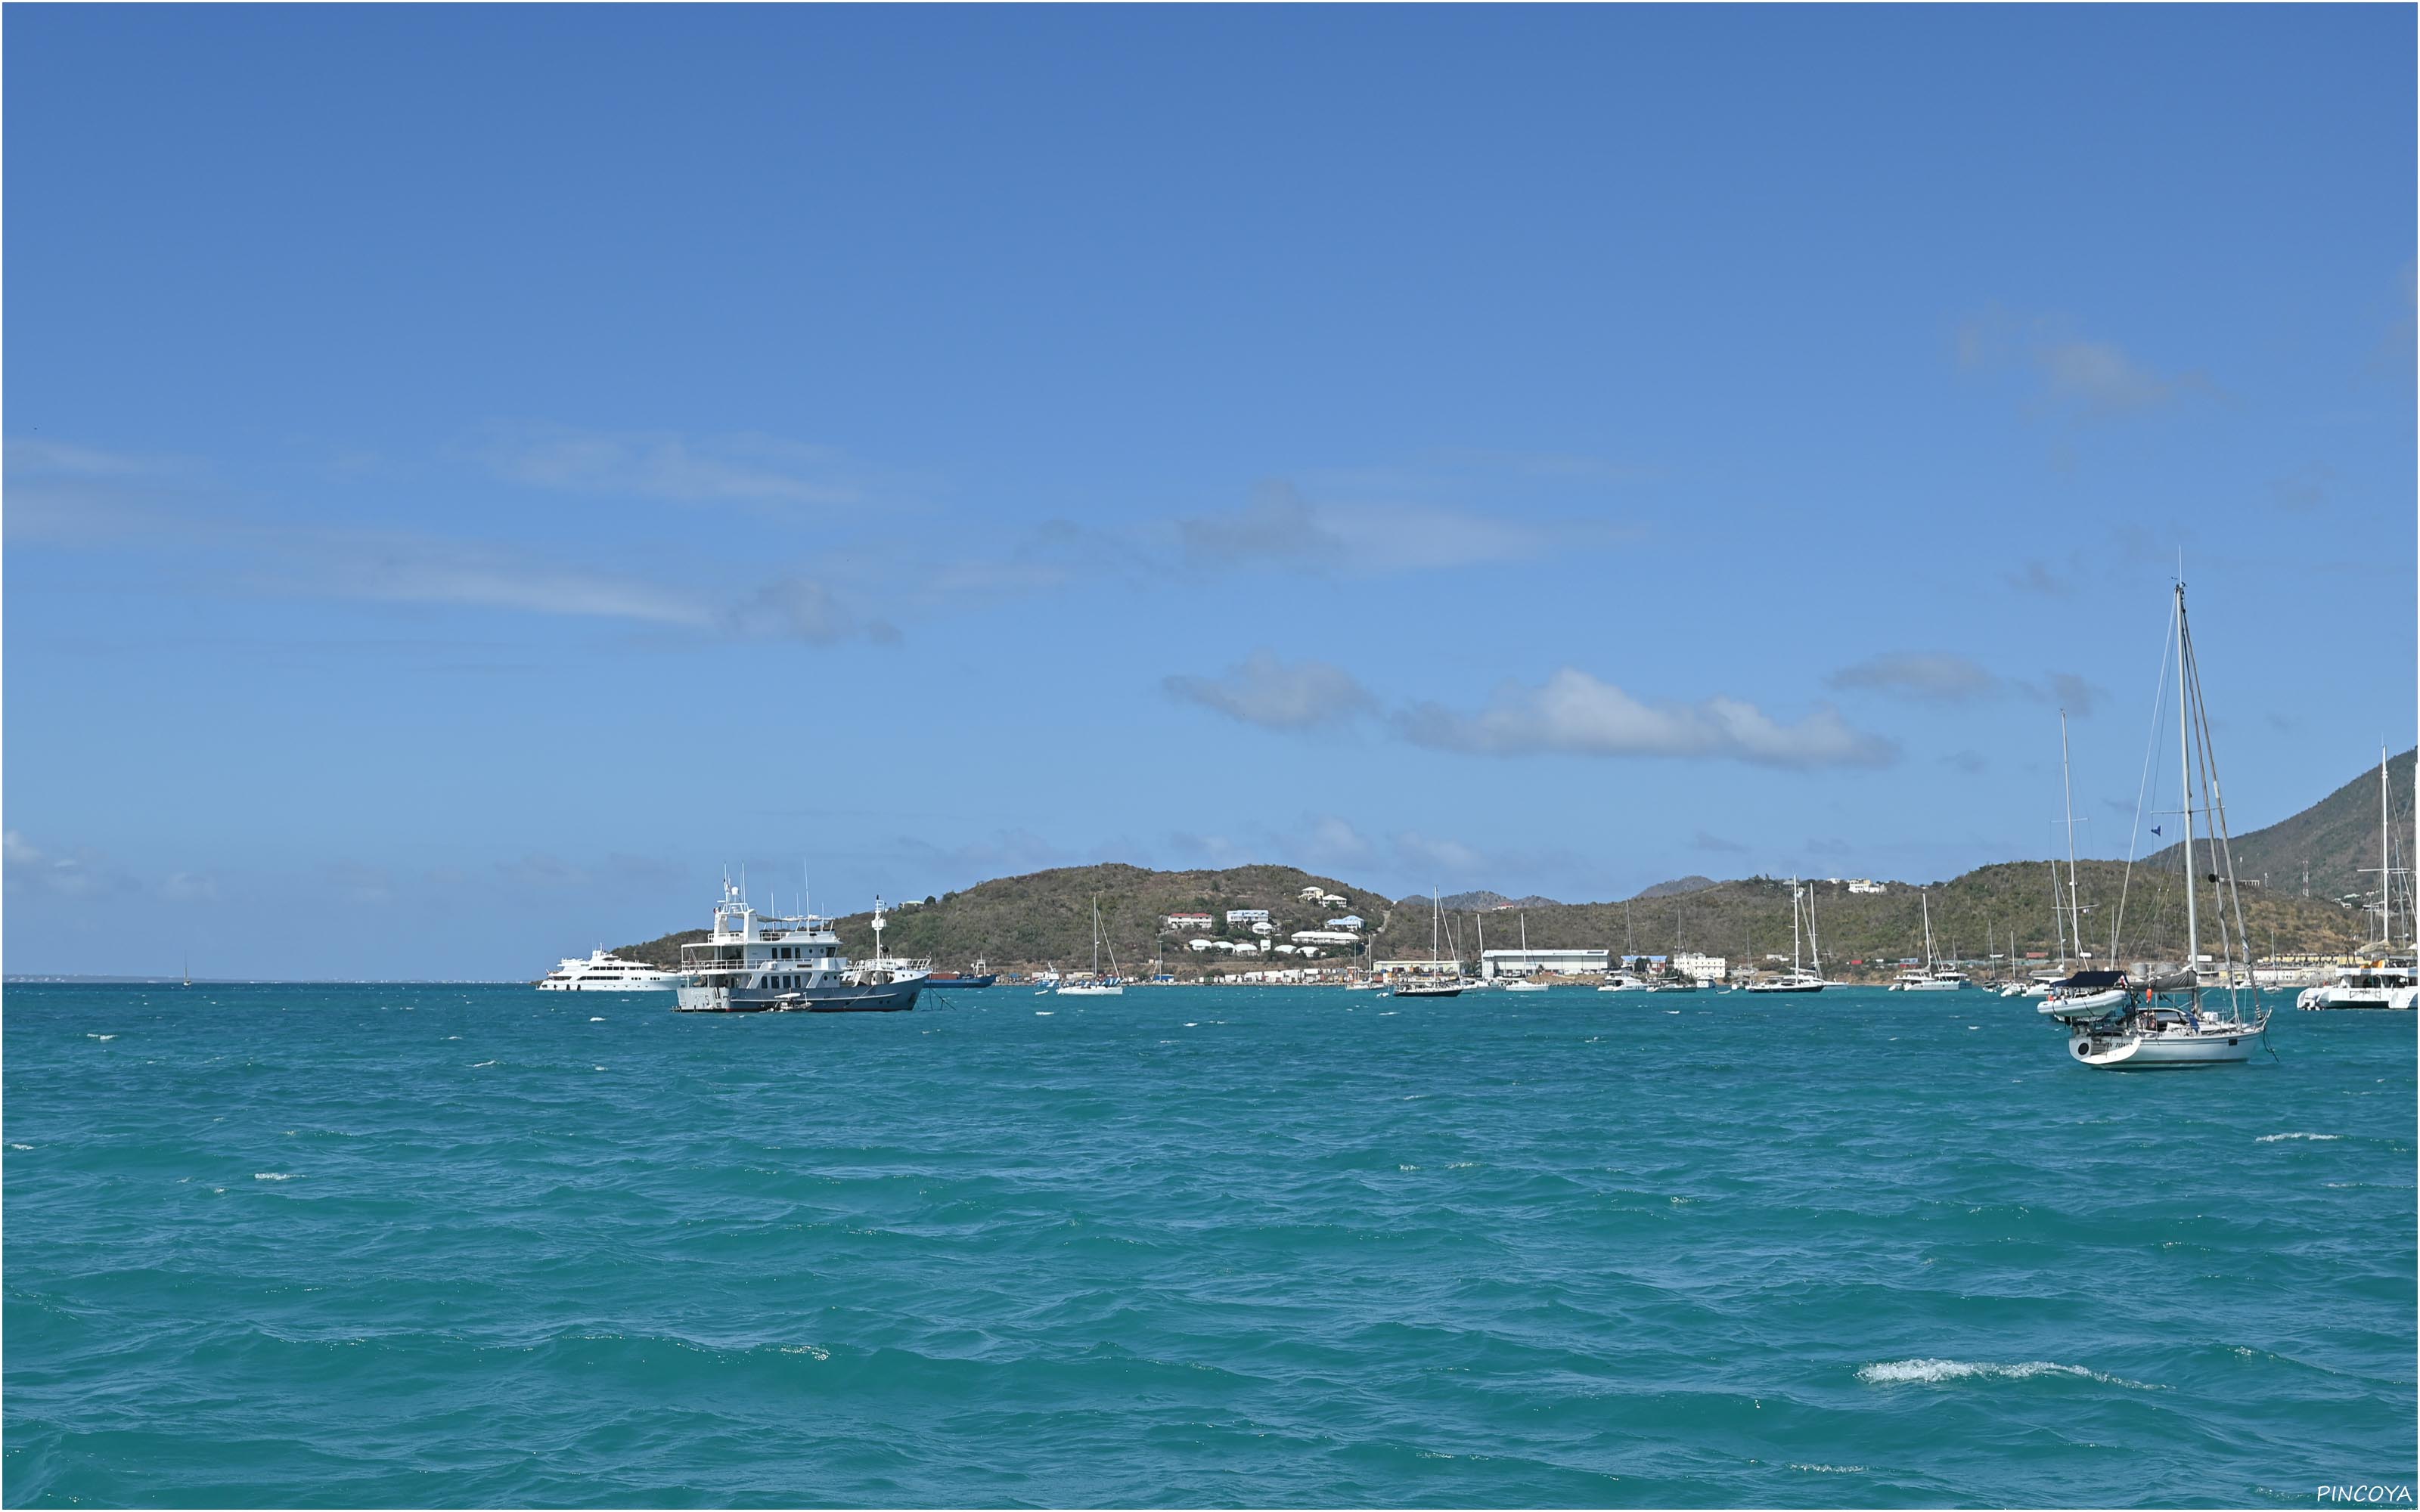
[476,424,867,507]
[1396,668,1897,769]
[1829,652,2003,702]
[4,831,129,900]
[1164,650,1378,730]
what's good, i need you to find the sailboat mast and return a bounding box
[2059,709,2085,960]
[2383,744,2395,947]
[2176,583,2200,971]
[1922,890,1935,971]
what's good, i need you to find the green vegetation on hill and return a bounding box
[607,755,2402,977]
[2148,748,2413,907]
[614,856,2371,978]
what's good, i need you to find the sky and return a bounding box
[5,6,2414,979]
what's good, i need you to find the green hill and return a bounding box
[609,753,2402,978]
[615,856,2371,980]
[2147,748,2413,907]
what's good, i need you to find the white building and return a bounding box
[1847,879,1886,895]
[1187,937,1214,952]
[1671,951,1730,982]
[1166,912,1215,929]
[1292,930,1361,946]
[1227,909,1270,925]
[1325,915,1365,931]
[1320,892,1348,908]
[1249,919,1275,935]
[1298,886,1326,901]
[1479,947,1610,979]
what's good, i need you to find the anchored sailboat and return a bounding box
[2064,576,2270,1066]
[1056,897,1125,996]
[1393,887,1466,997]
[1745,876,1826,993]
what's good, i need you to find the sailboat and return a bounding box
[1745,876,1827,993]
[1502,912,1550,991]
[1892,891,1969,990]
[1392,888,1466,997]
[1056,898,1125,996]
[2065,577,2270,1066]
[2037,711,2129,1018]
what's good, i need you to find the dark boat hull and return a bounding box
[922,974,998,990]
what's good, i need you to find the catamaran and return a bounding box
[2297,746,2416,1009]
[1057,898,1125,996]
[2062,577,2270,1066]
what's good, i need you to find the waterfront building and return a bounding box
[1479,947,1612,979]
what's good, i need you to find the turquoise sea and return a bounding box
[5,982,2413,1507]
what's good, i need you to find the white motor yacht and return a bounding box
[538,950,684,992]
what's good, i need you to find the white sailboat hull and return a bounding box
[2069,1020,2264,1067]
[1056,984,1125,996]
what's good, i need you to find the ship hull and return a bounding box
[675,979,922,1013]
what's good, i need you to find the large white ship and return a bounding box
[538,950,684,991]
[673,883,929,1012]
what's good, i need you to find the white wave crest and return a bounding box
[1858,1358,2161,1390]
[253,1172,298,1182]
[1790,1464,1868,1473]
[86,1033,116,1041]
[471,1060,498,1068]
[2256,1132,2341,1142]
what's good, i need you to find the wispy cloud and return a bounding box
[3,831,126,899]
[1828,652,2003,702]
[1163,650,1378,730]
[1955,310,2210,419]
[474,423,871,507]
[1172,479,1611,575]
[1692,829,1748,854]
[1397,669,1897,769]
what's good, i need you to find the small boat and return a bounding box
[1597,971,1651,993]
[923,971,998,990]
[1649,979,1701,994]
[1392,981,1466,998]
[1501,977,1550,993]
[2036,970,2133,1021]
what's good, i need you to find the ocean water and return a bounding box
[5,982,2412,1507]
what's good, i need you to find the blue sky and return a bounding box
[7,6,2413,978]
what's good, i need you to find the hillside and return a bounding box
[616,863,1401,976]
[2148,748,2413,906]
[616,856,2373,979]
[609,753,2404,978]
